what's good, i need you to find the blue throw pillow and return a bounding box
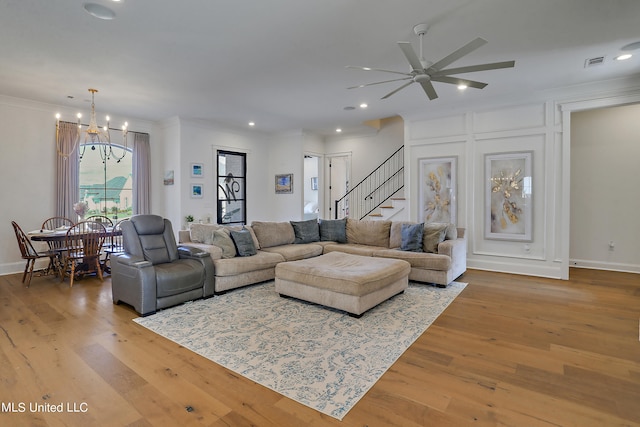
[319,218,347,243]
[230,227,257,256]
[290,219,320,244]
[401,223,424,252]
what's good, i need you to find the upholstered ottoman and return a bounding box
[275,252,411,317]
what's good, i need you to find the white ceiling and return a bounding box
[1,0,639,135]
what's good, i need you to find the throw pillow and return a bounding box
[430,222,458,240]
[211,228,237,259]
[230,227,257,257]
[319,218,347,243]
[290,219,320,244]
[423,223,448,253]
[400,223,424,252]
[346,218,391,247]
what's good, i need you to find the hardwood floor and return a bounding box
[1,268,639,426]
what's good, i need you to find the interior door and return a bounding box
[326,154,350,219]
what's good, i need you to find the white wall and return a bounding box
[176,119,274,228]
[405,101,564,278]
[323,116,404,186]
[570,104,640,273]
[404,79,640,279]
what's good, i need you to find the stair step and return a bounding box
[379,205,394,209]
[391,197,406,201]
[368,213,383,217]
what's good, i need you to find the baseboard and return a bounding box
[569,259,640,274]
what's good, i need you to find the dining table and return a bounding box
[29,226,120,280]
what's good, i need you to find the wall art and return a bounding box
[275,173,293,194]
[191,183,203,199]
[418,157,457,224]
[485,151,532,241]
[191,163,203,178]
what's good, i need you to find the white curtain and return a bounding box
[133,132,151,214]
[55,121,80,219]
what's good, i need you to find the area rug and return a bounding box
[133,280,466,420]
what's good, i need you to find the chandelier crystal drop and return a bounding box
[55,88,128,161]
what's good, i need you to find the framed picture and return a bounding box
[310,177,318,190]
[275,173,293,194]
[163,170,174,185]
[418,157,457,224]
[191,184,203,198]
[191,163,203,178]
[485,151,533,241]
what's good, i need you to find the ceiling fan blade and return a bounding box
[381,81,414,99]
[345,65,411,76]
[419,80,439,100]
[431,75,487,89]
[397,42,425,71]
[347,77,412,90]
[432,60,515,76]
[427,37,488,72]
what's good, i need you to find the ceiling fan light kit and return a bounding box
[347,23,515,101]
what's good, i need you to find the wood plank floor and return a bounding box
[1,268,639,426]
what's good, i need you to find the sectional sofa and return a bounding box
[178,218,466,294]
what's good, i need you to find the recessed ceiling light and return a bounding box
[336,128,342,133]
[359,103,368,109]
[83,3,116,20]
[248,121,255,127]
[457,84,468,90]
[615,54,632,61]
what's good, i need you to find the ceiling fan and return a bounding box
[347,23,515,100]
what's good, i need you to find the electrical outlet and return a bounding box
[609,241,615,251]
[524,244,531,253]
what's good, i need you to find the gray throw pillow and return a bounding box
[401,223,424,252]
[319,218,347,243]
[230,228,257,257]
[290,219,320,244]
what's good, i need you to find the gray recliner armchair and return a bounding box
[111,214,214,316]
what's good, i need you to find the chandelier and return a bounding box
[55,88,128,161]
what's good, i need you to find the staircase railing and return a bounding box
[334,146,404,220]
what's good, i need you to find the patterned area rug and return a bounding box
[134,280,466,420]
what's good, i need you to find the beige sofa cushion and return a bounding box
[346,219,391,248]
[213,250,284,276]
[373,249,451,271]
[323,243,385,257]
[212,228,236,259]
[423,223,448,253]
[251,221,295,248]
[189,223,221,243]
[261,243,323,261]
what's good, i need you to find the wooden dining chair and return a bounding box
[41,216,74,231]
[60,220,106,287]
[103,219,125,274]
[85,215,114,227]
[41,216,74,274]
[11,221,59,287]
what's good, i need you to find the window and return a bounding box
[217,150,246,224]
[78,142,133,221]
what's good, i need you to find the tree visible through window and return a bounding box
[78,142,133,221]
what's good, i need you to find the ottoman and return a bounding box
[275,252,411,317]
